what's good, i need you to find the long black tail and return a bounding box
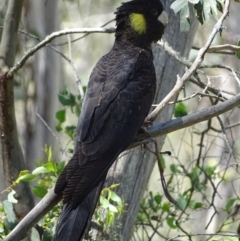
[54,177,106,241]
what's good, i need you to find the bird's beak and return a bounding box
[158,10,168,27]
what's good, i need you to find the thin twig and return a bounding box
[216,116,238,166]
[67,35,85,97]
[7,27,115,77]
[36,113,64,151]
[144,141,185,213]
[151,91,225,106]
[53,18,115,46]
[146,0,231,123]
[167,232,240,241]
[193,44,240,53]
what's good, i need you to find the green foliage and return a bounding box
[94,184,125,230]
[133,157,240,240]
[0,87,126,240]
[56,87,84,139]
[0,145,63,239]
[174,102,188,118]
[225,198,237,212]
[170,0,224,31]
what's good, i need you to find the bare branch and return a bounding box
[134,92,240,144]
[193,44,240,54]
[146,0,231,123]
[7,27,115,77]
[216,116,237,165]
[151,92,225,106]
[4,189,61,241]
[36,112,64,151]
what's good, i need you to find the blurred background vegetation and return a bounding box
[1,0,240,240]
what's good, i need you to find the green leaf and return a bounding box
[56,109,65,123]
[58,92,75,106]
[170,0,187,13]
[154,195,162,205]
[7,190,18,204]
[56,161,66,174]
[159,155,166,170]
[167,217,177,229]
[106,211,115,225]
[16,174,36,182]
[108,183,120,189]
[209,0,218,20]
[203,0,211,22]
[46,146,53,162]
[100,196,110,209]
[193,202,203,209]
[194,1,204,24]
[42,230,53,241]
[174,102,188,118]
[18,170,30,176]
[65,125,76,139]
[109,191,122,206]
[162,202,170,212]
[44,162,56,172]
[177,195,187,209]
[3,200,16,222]
[235,41,240,60]
[180,4,190,31]
[216,0,223,12]
[204,165,216,176]
[188,0,199,3]
[108,204,118,213]
[32,166,50,175]
[0,222,4,233]
[191,167,200,186]
[15,170,30,183]
[225,198,237,212]
[31,227,40,240]
[151,215,159,221]
[170,164,180,174]
[32,186,47,198]
[75,104,81,117]
[83,86,87,94]
[55,109,66,132]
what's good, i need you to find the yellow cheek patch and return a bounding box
[129,13,146,34]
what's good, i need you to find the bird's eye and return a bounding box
[151,9,158,16]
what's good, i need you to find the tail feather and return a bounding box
[54,176,106,241]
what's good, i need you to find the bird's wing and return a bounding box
[54,48,156,208]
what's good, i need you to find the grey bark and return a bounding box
[93,4,199,241]
[24,0,62,170]
[0,0,35,219]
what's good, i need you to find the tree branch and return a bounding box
[193,44,240,54]
[4,189,61,241]
[146,0,231,123]
[5,86,240,241]
[145,92,240,141]
[0,0,35,223]
[7,27,115,77]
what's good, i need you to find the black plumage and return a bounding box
[54,0,167,240]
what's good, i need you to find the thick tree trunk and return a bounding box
[93,3,199,241]
[0,0,34,220]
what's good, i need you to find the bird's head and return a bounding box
[115,0,168,47]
